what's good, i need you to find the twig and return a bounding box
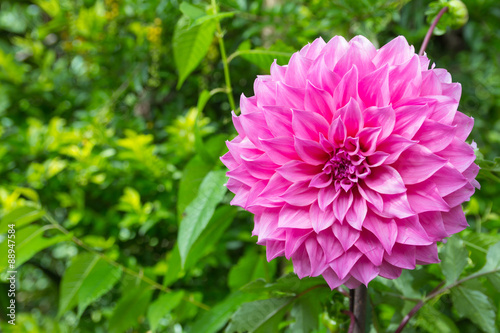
[419,7,449,56]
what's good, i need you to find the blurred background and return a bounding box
[0,0,499,332]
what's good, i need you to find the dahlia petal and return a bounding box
[354,231,384,266]
[427,163,468,197]
[344,277,362,289]
[318,186,340,211]
[384,243,416,270]
[330,247,363,280]
[245,180,270,208]
[350,256,380,286]
[285,229,313,259]
[260,137,299,165]
[226,164,260,187]
[317,229,344,262]
[308,56,342,95]
[241,154,279,180]
[328,117,347,148]
[265,240,286,261]
[322,268,348,289]
[292,109,329,141]
[262,105,293,137]
[310,202,336,233]
[221,150,239,169]
[256,209,280,242]
[442,82,461,102]
[257,173,291,201]
[332,222,360,252]
[239,112,273,149]
[232,110,245,135]
[377,134,416,164]
[334,40,375,78]
[363,105,396,142]
[363,213,397,254]
[270,59,286,81]
[419,211,448,241]
[280,181,319,207]
[372,35,414,67]
[364,165,406,194]
[389,55,422,103]
[322,36,349,70]
[358,183,384,212]
[392,145,447,184]
[427,95,458,125]
[365,151,390,167]
[379,193,415,219]
[378,262,402,280]
[254,79,277,107]
[396,216,433,245]
[413,120,457,153]
[294,136,329,166]
[305,238,329,276]
[406,183,450,213]
[230,183,250,208]
[345,194,367,230]
[333,65,359,109]
[349,35,377,58]
[276,82,305,109]
[309,172,333,189]
[452,112,474,141]
[358,127,382,155]
[436,138,476,172]
[332,191,353,222]
[277,160,322,182]
[344,136,360,155]
[305,80,335,122]
[415,243,440,265]
[358,64,390,107]
[441,205,469,234]
[420,70,443,96]
[240,94,260,114]
[443,182,475,207]
[278,205,311,229]
[393,103,430,139]
[303,37,327,59]
[292,247,312,278]
[463,163,480,183]
[338,98,363,137]
[284,53,312,88]
[433,68,452,83]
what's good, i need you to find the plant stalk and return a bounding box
[419,6,449,56]
[350,285,367,333]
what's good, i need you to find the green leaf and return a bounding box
[173,16,217,89]
[189,291,254,333]
[0,206,46,234]
[478,241,500,291]
[179,2,206,20]
[0,225,69,272]
[185,205,238,269]
[177,170,227,267]
[147,290,184,333]
[177,155,212,222]
[163,245,184,287]
[225,297,294,333]
[241,274,327,295]
[59,253,122,317]
[77,257,122,317]
[416,304,459,333]
[109,286,153,333]
[441,235,468,284]
[228,248,276,291]
[236,41,294,70]
[289,288,325,333]
[451,286,496,333]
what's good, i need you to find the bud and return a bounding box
[426,0,469,35]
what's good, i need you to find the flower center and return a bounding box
[321,149,370,192]
[324,151,355,180]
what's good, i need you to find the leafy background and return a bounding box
[0,0,500,332]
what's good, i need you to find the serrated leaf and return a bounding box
[177,170,227,267]
[0,224,69,272]
[0,206,46,234]
[441,236,468,284]
[174,16,217,89]
[416,304,459,333]
[225,297,294,333]
[77,257,122,317]
[451,286,496,333]
[241,274,327,295]
[228,248,276,291]
[147,290,184,333]
[109,286,153,333]
[289,288,325,333]
[478,241,500,291]
[189,291,254,333]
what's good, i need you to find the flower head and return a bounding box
[221,36,479,289]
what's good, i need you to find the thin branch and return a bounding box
[43,214,211,311]
[419,6,449,56]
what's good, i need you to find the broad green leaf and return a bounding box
[174,16,217,89]
[441,236,468,284]
[109,286,153,333]
[225,297,294,333]
[189,291,255,333]
[77,257,122,317]
[478,241,500,291]
[179,2,206,20]
[59,253,121,317]
[242,274,327,295]
[451,286,496,333]
[185,205,238,269]
[236,41,294,70]
[196,90,211,113]
[0,225,69,272]
[289,288,325,333]
[163,245,184,287]
[0,206,46,234]
[416,304,459,333]
[228,248,276,291]
[147,290,184,333]
[177,170,227,266]
[177,155,212,222]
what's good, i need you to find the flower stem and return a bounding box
[211,0,236,112]
[350,285,367,333]
[419,6,449,56]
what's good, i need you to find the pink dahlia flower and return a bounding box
[221,36,479,289]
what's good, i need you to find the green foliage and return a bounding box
[0,0,500,332]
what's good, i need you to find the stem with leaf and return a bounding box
[419,6,449,56]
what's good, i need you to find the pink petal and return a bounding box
[378,262,402,279]
[420,70,443,96]
[435,138,476,173]
[412,119,456,153]
[377,134,417,164]
[443,182,475,207]
[308,56,342,95]
[389,55,422,103]
[384,243,416,270]
[350,256,380,286]
[278,204,311,229]
[322,36,349,70]
[239,112,273,149]
[330,247,363,280]
[415,243,440,265]
[318,186,340,211]
[452,112,474,141]
[265,240,285,261]
[310,172,333,188]
[270,59,286,81]
[333,65,360,110]
[310,202,336,233]
[358,183,384,212]
[261,137,300,165]
[334,39,376,78]
[276,81,305,109]
[305,238,329,276]
[317,229,344,262]
[358,64,390,107]
[363,212,398,254]
[254,78,277,107]
[338,98,364,137]
[328,116,347,148]
[294,136,329,165]
[345,194,367,230]
[241,153,279,180]
[262,105,293,137]
[280,181,319,207]
[277,160,322,182]
[292,109,329,142]
[357,127,382,155]
[406,182,450,213]
[284,53,312,88]
[332,190,353,222]
[441,205,469,235]
[392,144,447,184]
[372,36,414,67]
[322,269,348,289]
[354,231,384,266]
[378,193,415,219]
[427,163,468,197]
[419,211,448,241]
[393,103,430,139]
[395,215,433,245]
[442,82,461,102]
[364,165,406,194]
[305,80,335,122]
[226,164,260,187]
[292,247,312,278]
[285,229,313,259]
[332,222,360,252]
